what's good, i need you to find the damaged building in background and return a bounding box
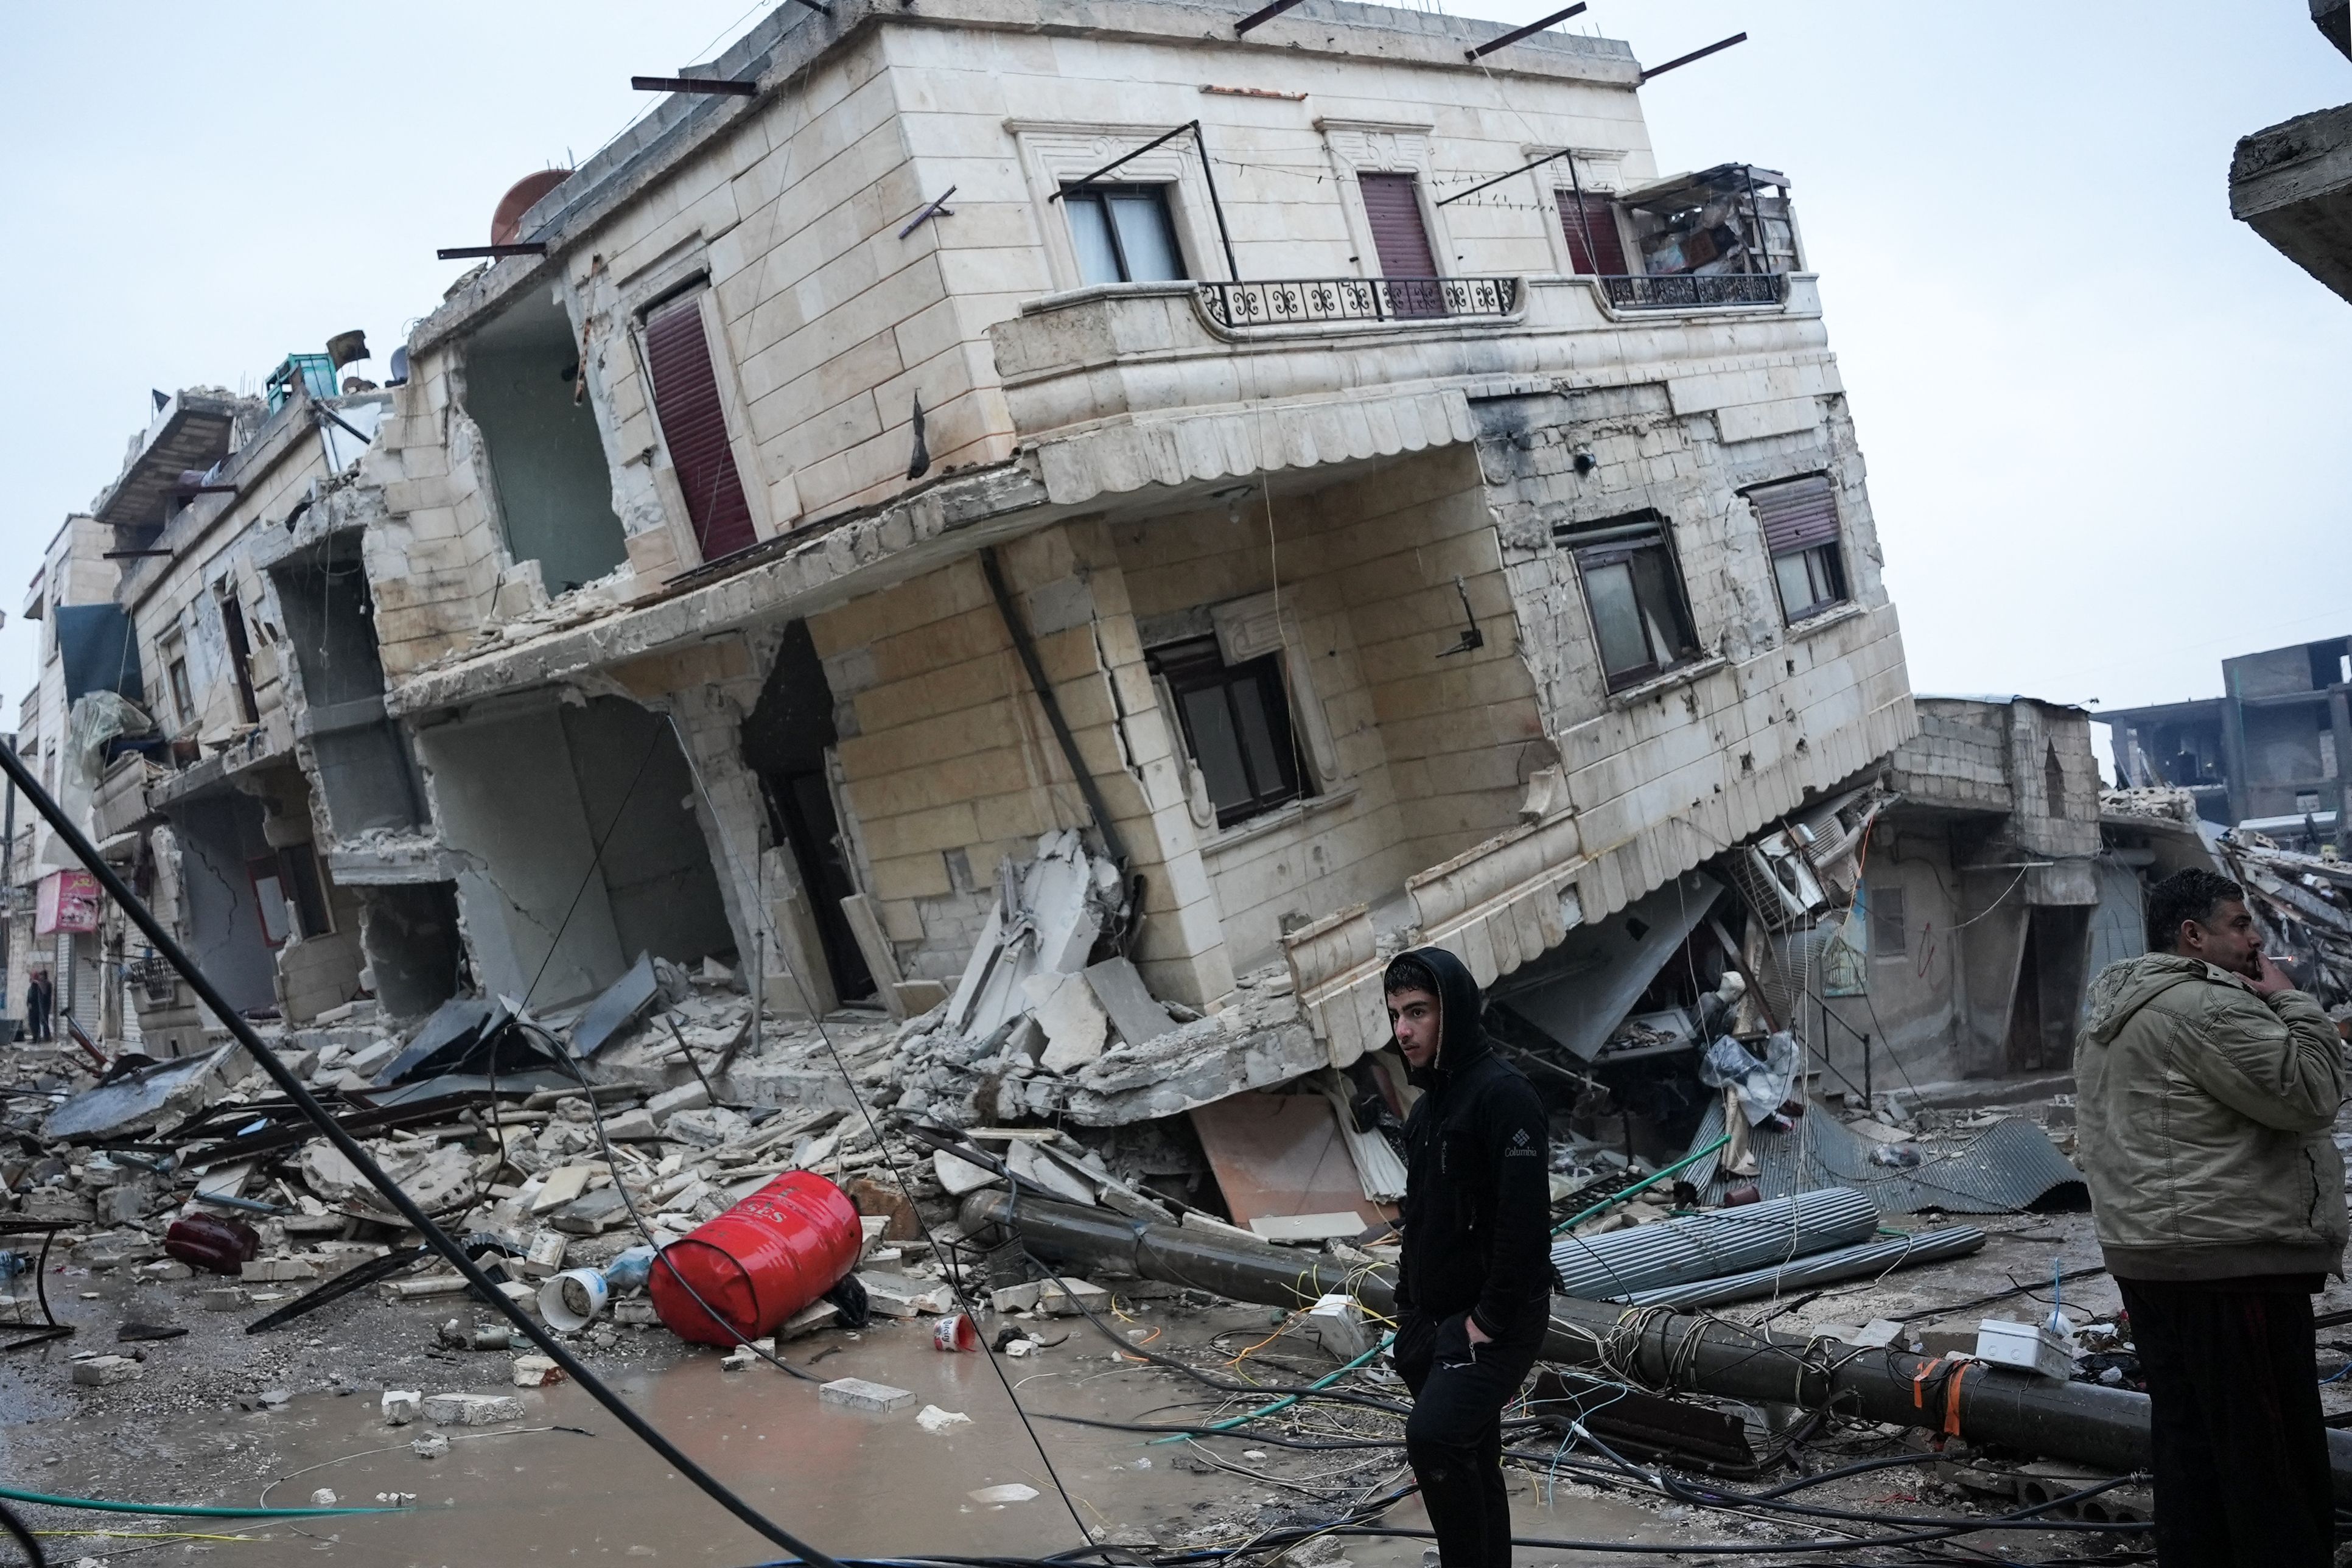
[6,0,2023,1205]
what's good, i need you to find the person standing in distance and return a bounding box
[2076,867,2346,1565]
[1386,947,1552,1568]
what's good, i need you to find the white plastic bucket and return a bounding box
[539,1267,609,1332]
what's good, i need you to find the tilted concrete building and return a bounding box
[59,0,1917,1105]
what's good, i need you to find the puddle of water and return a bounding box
[14,1314,1669,1566]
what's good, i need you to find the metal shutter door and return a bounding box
[1359,172,1438,279]
[1557,193,1628,275]
[643,296,758,561]
[1751,476,1839,553]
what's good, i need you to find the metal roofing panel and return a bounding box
[1681,1101,2086,1216]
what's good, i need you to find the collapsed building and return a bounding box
[15,0,1996,1146]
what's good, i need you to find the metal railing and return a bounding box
[1199,275,1519,329]
[1600,272,1788,309]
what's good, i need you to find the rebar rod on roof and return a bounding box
[1640,33,1749,83]
[1464,2,1586,61]
[1233,0,1309,35]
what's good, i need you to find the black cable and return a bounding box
[0,738,849,1568]
[0,1498,43,1567]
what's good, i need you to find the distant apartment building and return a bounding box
[2099,634,2351,849]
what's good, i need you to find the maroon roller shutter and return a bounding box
[1751,476,1840,553]
[1359,172,1438,279]
[643,295,757,561]
[1557,192,1628,275]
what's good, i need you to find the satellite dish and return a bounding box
[491,169,573,247]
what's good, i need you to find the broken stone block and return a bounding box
[1298,1294,1371,1360]
[139,1259,194,1282]
[411,1433,450,1459]
[310,1487,338,1507]
[777,1300,840,1341]
[72,1231,160,1270]
[71,1355,141,1387]
[847,1177,922,1241]
[200,1287,245,1312]
[20,1188,94,1224]
[1026,970,1110,1074]
[662,1106,749,1149]
[645,1081,710,1120]
[530,1166,593,1215]
[856,1270,954,1318]
[600,1108,659,1141]
[382,1389,422,1426]
[242,1256,318,1283]
[549,1187,629,1236]
[1035,1277,1109,1317]
[990,1283,1043,1313]
[933,1148,1000,1197]
[720,1345,757,1371]
[100,1184,153,1226]
[422,1391,528,1426]
[522,1231,569,1279]
[817,1376,914,1413]
[511,1356,564,1387]
[256,1389,292,1410]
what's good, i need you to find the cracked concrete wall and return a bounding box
[358,368,515,679]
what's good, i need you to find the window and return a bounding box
[248,856,292,948]
[641,292,757,561]
[279,844,332,939]
[1749,476,1849,624]
[1557,192,1628,275]
[1556,513,1702,690]
[218,590,259,725]
[1149,637,1303,828]
[1063,184,1186,286]
[1868,884,1908,957]
[167,656,194,730]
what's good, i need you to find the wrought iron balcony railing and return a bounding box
[1199,276,1519,329]
[1600,272,1788,309]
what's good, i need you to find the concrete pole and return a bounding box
[962,1189,2352,1499]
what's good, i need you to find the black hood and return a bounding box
[1401,944,1489,1086]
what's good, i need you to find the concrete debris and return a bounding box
[423,1391,528,1425]
[916,1404,972,1433]
[818,1376,915,1413]
[71,1355,141,1387]
[382,1389,422,1424]
[411,1434,450,1459]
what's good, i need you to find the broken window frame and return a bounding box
[1148,636,1306,829]
[279,842,332,940]
[217,585,261,726]
[1557,512,1704,691]
[1061,183,1189,287]
[247,855,293,949]
[163,637,195,733]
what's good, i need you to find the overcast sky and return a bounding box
[1,3,2343,751]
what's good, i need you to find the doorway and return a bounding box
[741,621,874,1004]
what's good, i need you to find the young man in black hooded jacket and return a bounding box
[1385,947,1553,1568]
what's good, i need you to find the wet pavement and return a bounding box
[4,1304,1678,1567]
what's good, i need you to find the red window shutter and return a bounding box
[1556,193,1628,275]
[642,296,757,561]
[1359,173,1439,279]
[1751,476,1840,554]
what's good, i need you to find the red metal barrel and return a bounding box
[649,1171,862,1345]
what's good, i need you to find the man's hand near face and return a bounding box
[2248,951,2294,998]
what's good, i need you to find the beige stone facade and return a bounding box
[26,0,1927,1094]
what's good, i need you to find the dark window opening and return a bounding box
[167,656,194,729]
[279,844,332,939]
[1750,475,1849,624]
[2043,743,2067,817]
[1149,637,1303,828]
[1867,883,1907,956]
[642,292,758,562]
[1063,184,1187,286]
[464,290,629,594]
[219,592,261,726]
[1556,192,1628,275]
[742,620,875,1005]
[1555,513,1703,690]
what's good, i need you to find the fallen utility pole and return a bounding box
[964,1190,2352,1500]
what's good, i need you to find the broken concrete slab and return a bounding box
[571,953,659,1059]
[646,1080,711,1119]
[530,1166,594,1214]
[932,1147,999,1197]
[382,1389,422,1424]
[819,1376,915,1413]
[422,1391,528,1425]
[1004,1138,1096,1206]
[1027,970,1110,1075]
[45,1045,239,1142]
[548,1186,629,1236]
[511,1355,564,1387]
[71,1355,142,1387]
[856,1270,954,1317]
[1086,957,1178,1050]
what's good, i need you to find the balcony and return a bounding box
[1200,276,1519,330]
[989,273,1826,508]
[1601,272,1788,310]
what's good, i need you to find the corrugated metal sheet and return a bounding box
[1552,1187,1877,1300]
[1682,1102,2085,1215]
[1620,1225,1987,1309]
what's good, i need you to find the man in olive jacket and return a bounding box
[2076,867,2346,1565]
